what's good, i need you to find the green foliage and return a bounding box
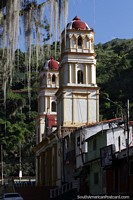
[0,87,37,177]
[0,0,61,178]
[96,38,133,120]
[6,91,25,118]
[0,114,36,177]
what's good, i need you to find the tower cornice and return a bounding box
[60,52,96,62]
[56,85,100,97]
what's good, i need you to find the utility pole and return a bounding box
[105,98,130,193]
[126,99,130,193]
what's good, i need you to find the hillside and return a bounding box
[95,38,133,120]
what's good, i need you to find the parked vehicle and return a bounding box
[3,193,24,200]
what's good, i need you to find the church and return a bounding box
[34,15,99,185]
[34,16,133,196]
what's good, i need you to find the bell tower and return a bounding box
[36,57,59,143]
[56,16,99,128]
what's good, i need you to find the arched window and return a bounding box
[72,36,76,48]
[84,36,89,49]
[77,70,83,84]
[48,74,51,84]
[78,36,82,47]
[51,101,56,112]
[52,74,56,83]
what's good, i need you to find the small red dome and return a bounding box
[72,16,87,30]
[66,16,90,30]
[48,57,59,70]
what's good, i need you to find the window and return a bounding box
[93,138,97,151]
[77,136,80,146]
[118,136,121,151]
[48,74,51,84]
[78,36,82,47]
[52,74,56,83]
[94,172,99,184]
[65,137,69,150]
[4,193,21,198]
[84,37,88,49]
[77,70,83,84]
[72,37,76,48]
[51,101,56,112]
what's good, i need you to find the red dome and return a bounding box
[72,16,87,30]
[48,57,59,70]
[66,16,90,30]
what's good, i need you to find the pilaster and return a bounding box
[74,63,77,83]
[85,64,88,84]
[69,64,71,83]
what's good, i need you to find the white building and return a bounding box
[35,57,60,186]
[36,57,59,144]
[74,118,133,194]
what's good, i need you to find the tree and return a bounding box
[96,39,133,120]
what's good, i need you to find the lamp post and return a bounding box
[105,98,130,193]
[19,143,22,182]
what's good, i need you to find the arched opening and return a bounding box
[78,36,82,47]
[51,101,56,112]
[77,70,83,84]
[52,74,56,83]
[72,36,76,48]
[84,36,89,49]
[48,73,51,84]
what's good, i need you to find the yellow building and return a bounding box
[34,16,99,187]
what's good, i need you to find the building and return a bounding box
[84,119,132,194]
[72,118,133,195]
[34,15,99,188]
[36,56,59,143]
[56,16,99,128]
[56,15,100,187]
[34,16,133,197]
[35,57,60,186]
